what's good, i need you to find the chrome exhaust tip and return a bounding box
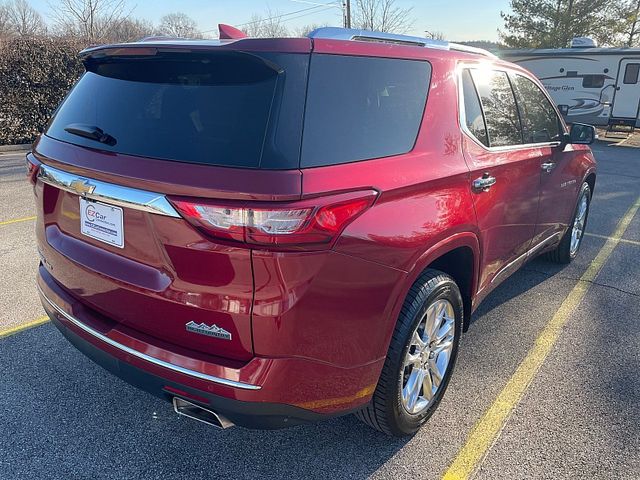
[172,397,234,429]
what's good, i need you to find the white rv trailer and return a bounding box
[501,46,640,129]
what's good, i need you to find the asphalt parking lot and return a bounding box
[1,141,639,479]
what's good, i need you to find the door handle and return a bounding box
[541,162,556,172]
[473,174,497,192]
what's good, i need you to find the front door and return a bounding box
[612,59,640,121]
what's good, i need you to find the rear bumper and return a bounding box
[49,312,344,429]
[37,266,382,429]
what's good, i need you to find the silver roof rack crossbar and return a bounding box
[308,27,497,58]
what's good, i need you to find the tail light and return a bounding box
[26,154,40,185]
[169,190,378,250]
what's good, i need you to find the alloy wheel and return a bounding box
[570,193,588,256]
[400,299,456,414]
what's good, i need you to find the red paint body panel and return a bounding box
[461,136,542,291]
[34,136,303,201]
[32,35,597,424]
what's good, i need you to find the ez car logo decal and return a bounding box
[185,321,232,341]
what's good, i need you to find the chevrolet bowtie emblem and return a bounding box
[69,179,96,196]
[185,321,232,341]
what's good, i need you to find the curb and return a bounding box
[0,144,32,153]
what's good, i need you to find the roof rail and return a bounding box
[449,42,498,59]
[308,27,448,50]
[308,27,497,59]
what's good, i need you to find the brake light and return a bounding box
[170,190,377,249]
[26,154,39,185]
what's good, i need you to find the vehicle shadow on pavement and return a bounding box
[468,253,587,327]
[0,325,410,480]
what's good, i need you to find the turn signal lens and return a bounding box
[170,190,377,250]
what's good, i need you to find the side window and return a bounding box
[461,69,489,146]
[513,74,562,143]
[624,63,640,84]
[470,69,522,147]
[582,74,605,88]
[301,55,431,167]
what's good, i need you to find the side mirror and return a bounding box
[568,123,596,145]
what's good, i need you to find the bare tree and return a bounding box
[352,0,414,33]
[5,0,46,37]
[242,9,289,38]
[105,17,154,42]
[293,22,327,37]
[50,0,129,42]
[157,12,200,38]
[424,30,446,40]
[0,4,12,38]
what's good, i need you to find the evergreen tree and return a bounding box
[501,0,624,48]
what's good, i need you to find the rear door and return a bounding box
[511,73,579,243]
[612,59,640,121]
[35,45,310,361]
[459,67,541,292]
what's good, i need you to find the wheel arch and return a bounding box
[400,232,481,333]
[584,170,596,194]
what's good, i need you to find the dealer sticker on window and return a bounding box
[79,198,124,248]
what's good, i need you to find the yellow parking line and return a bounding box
[584,232,640,247]
[442,195,640,480]
[0,316,50,339]
[0,215,36,226]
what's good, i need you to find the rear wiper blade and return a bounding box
[64,123,117,146]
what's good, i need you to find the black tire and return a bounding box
[546,182,591,264]
[355,269,463,437]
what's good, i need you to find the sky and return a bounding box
[29,0,511,42]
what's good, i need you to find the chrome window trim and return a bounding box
[37,164,181,218]
[38,284,261,391]
[457,64,564,153]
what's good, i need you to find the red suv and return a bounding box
[30,26,596,437]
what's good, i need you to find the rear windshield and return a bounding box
[46,50,430,169]
[46,51,308,169]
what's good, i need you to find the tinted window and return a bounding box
[624,63,640,84]
[301,54,430,167]
[582,74,605,88]
[461,69,489,146]
[470,69,522,147]
[513,75,561,143]
[46,51,308,169]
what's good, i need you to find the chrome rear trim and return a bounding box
[37,164,180,218]
[37,284,261,390]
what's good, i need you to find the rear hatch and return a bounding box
[34,40,310,361]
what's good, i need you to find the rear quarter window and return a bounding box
[300,54,431,168]
[461,69,489,147]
